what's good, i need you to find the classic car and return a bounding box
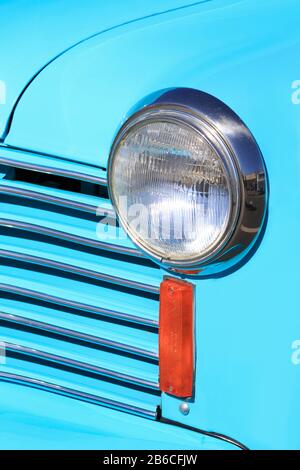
[0,0,299,451]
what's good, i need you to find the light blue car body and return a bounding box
[0,0,300,450]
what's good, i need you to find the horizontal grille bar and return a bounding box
[0,371,157,420]
[0,282,158,327]
[0,152,146,259]
[0,311,157,360]
[0,218,142,257]
[3,341,159,390]
[0,264,159,326]
[0,296,158,359]
[0,230,160,293]
[0,195,143,257]
[0,145,107,184]
[0,179,114,215]
[0,248,159,294]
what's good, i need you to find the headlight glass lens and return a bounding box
[109,115,239,265]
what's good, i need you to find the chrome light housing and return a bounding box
[108,88,267,275]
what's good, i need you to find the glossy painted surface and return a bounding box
[0,382,238,449]
[0,0,299,450]
[0,0,203,137]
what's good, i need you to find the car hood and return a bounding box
[0,0,201,139]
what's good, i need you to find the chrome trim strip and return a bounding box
[0,184,114,216]
[0,283,158,328]
[0,156,107,185]
[0,249,159,294]
[0,218,143,258]
[3,341,158,390]
[0,371,157,419]
[0,311,158,360]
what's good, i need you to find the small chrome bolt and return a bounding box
[179,402,190,416]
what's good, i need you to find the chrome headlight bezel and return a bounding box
[108,88,267,275]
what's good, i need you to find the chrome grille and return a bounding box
[0,145,161,419]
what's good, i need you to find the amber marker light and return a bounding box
[159,278,195,398]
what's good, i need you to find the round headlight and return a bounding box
[108,89,267,274]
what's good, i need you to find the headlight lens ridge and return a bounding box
[111,117,238,264]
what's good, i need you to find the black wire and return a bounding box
[158,415,250,451]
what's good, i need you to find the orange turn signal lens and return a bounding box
[159,278,194,398]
